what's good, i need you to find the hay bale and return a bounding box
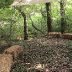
[48,32,62,38]
[0,54,13,72]
[63,33,72,40]
[4,45,23,60]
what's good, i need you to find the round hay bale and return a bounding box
[4,45,23,61]
[0,54,13,72]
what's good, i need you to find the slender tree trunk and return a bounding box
[21,12,28,40]
[46,2,52,32]
[23,13,28,40]
[18,9,28,40]
[9,23,12,40]
[60,0,66,34]
[8,23,12,45]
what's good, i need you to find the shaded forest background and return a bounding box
[0,0,72,41]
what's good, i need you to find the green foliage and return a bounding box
[0,0,14,8]
[0,0,72,40]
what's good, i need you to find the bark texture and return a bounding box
[46,2,52,32]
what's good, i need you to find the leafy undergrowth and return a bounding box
[11,37,72,72]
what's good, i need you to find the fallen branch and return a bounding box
[29,15,44,34]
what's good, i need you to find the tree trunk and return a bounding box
[18,9,28,40]
[9,23,12,40]
[46,2,52,32]
[60,0,66,34]
[7,23,12,46]
[23,13,28,40]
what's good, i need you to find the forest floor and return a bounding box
[0,37,72,72]
[11,37,72,72]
